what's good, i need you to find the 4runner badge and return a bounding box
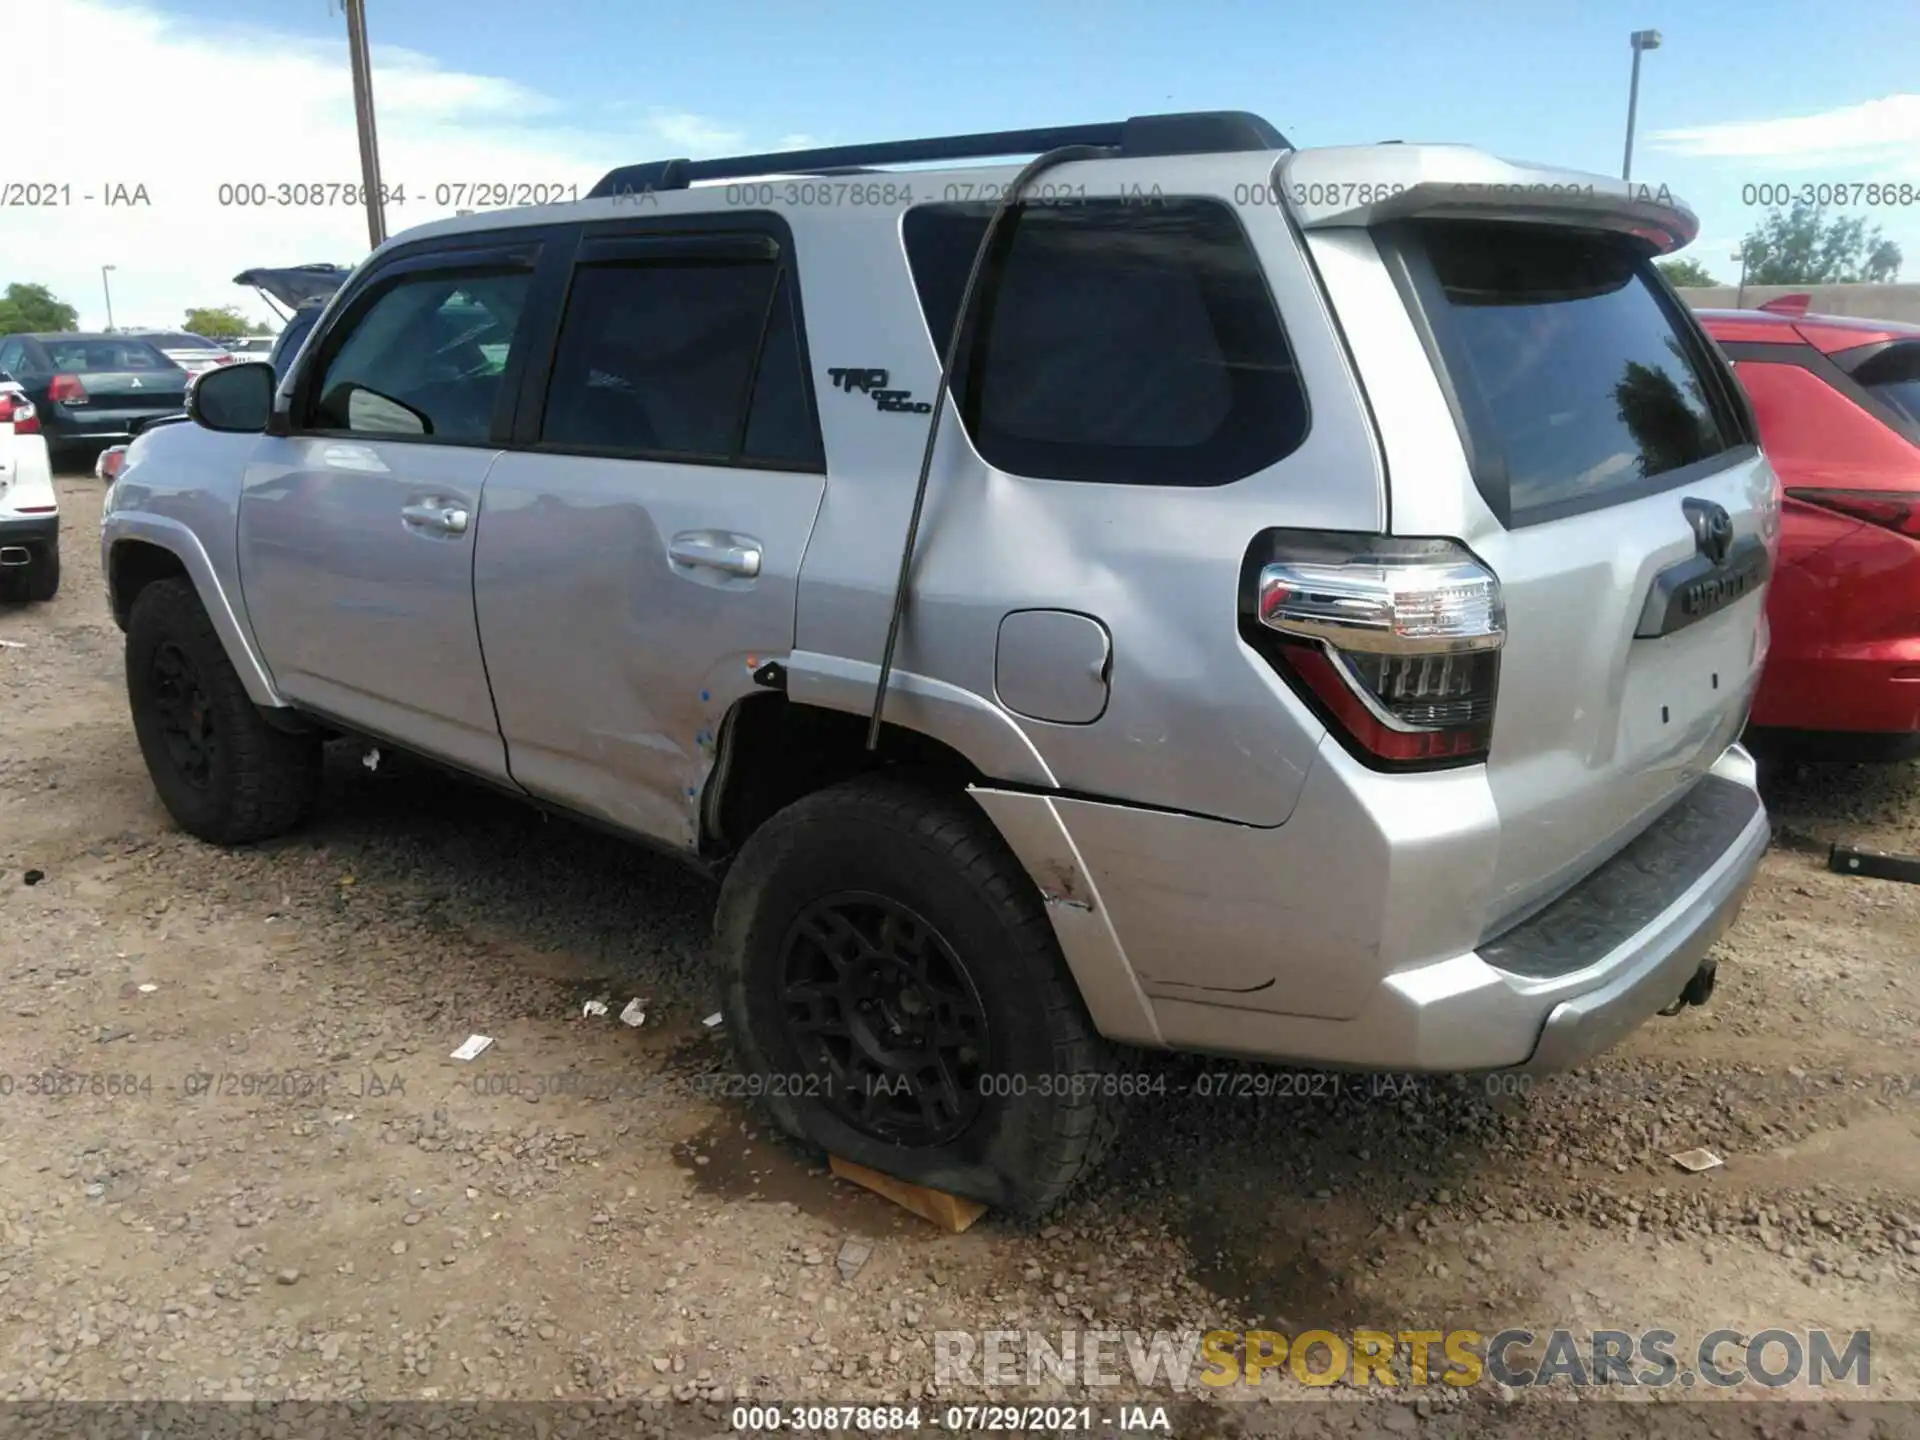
[827,367,932,415]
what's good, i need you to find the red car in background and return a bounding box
[1699,298,1920,760]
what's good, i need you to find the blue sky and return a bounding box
[7,0,1918,328]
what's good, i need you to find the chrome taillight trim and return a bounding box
[1256,558,1506,656]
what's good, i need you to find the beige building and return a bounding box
[1677,282,1920,325]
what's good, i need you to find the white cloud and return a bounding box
[645,110,748,157]
[1650,94,1920,171]
[0,0,761,331]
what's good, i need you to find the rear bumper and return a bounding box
[976,743,1769,1073]
[45,408,185,445]
[1513,757,1765,1070]
[0,513,60,550]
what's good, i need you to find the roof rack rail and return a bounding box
[585,110,1289,201]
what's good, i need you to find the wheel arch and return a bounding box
[104,516,284,707]
[700,688,1162,1048]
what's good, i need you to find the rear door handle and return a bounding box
[669,531,762,578]
[401,501,470,535]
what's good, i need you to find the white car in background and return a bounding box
[0,378,59,602]
[127,331,235,376]
[223,335,276,362]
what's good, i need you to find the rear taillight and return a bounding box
[1243,532,1505,768]
[1786,488,1920,541]
[48,373,89,406]
[0,393,38,434]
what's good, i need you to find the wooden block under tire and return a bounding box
[829,1155,988,1233]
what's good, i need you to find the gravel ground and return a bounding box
[2,472,1917,1436]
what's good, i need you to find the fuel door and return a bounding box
[995,609,1112,725]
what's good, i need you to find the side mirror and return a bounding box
[186,360,275,434]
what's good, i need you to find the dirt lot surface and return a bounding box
[3,472,1918,1437]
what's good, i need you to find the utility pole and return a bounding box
[101,264,117,331]
[1622,29,1662,182]
[343,0,387,250]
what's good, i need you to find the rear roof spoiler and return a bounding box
[1278,145,1698,254]
[1758,293,1813,317]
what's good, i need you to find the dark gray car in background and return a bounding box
[0,333,188,466]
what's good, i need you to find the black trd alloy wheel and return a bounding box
[714,775,1120,1216]
[778,892,991,1146]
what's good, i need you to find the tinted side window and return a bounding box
[307,269,530,443]
[0,340,21,379]
[540,256,819,466]
[1847,340,1920,430]
[740,272,820,466]
[902,199,1308,486]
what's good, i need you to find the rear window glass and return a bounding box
[148,333,216,349]
[46,339,176,372]
[902,199,1308,486]
[1847,341,1920,429]
[1406,222,1741,525]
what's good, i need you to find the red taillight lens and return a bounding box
[48,373,89,405]
[0,393,40,433]
[1244,532,1506,769]
[1786,488,1920,541]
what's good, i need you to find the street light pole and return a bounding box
[343,0,387,251]
[100,264,117,332]
[1734,251,1750,310]
[1622,29,1662,182]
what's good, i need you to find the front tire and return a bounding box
[126,578,320,844]
[713,775,1118,1217]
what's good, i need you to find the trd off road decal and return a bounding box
[827,367,932,414]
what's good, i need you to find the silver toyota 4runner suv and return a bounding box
[102,112,1776,1215]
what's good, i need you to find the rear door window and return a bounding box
[1390,222,1749,527]
[537,245,821,468]
[902,198,1309,486]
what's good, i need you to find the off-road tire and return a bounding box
[713,774,1120,1217]
[126,578,321,844]
[24,545,59,602]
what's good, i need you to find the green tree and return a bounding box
[1738,203,1903,285]
[1657,257,1720,288]
[0,282,80,335]
[182,305,269,340]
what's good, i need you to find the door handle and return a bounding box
[401,501,469,535]
[669,531,762,578]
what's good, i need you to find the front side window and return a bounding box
[540,253,820,467]
[308,269,530,443]
[902,198,1309,486]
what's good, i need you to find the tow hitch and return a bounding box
[1659,959,1717,1016]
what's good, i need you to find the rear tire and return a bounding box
[24,545,59,602]
[713,774,1119,1218]
[126,578,321,844]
